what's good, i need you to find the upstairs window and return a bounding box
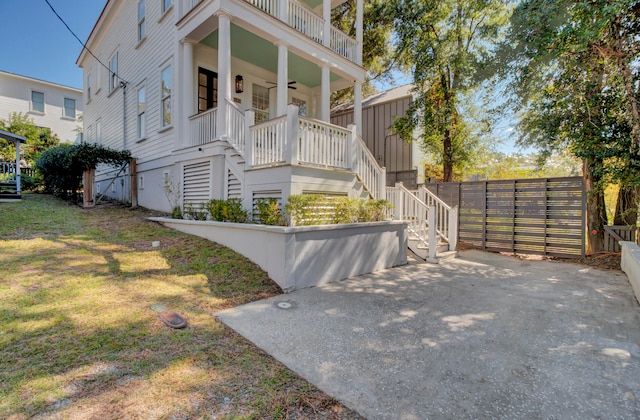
[161,65,172,127]
[64,98,76,119]
[137,87,146,139]
[162,0,172,13]
[87,73,92,101]
[138,0,146,41]
[109,52,119,93]
[31,91,45,113]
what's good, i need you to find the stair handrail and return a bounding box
[387,183,430,248]
[351,126,386,199]
[418,185,458,251]
[225,99,246,156]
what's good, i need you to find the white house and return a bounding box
[77,0,384,212]
[0,70,83,144]
[77,0,457,260]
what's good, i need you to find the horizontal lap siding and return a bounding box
[427,177,585,258]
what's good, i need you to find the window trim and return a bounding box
[31,90,45,114]
[86,73,92,103]
[161,0,173,14]
[137,86,146,140]
[109,52,119,94]
[63,97,76,120]
[137,0,146,42]
[160,65,172,128]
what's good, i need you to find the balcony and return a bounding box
[180,0,358,64]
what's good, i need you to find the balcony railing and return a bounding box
[180,0,358,63]
[189,107,217,146]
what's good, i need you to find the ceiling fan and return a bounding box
[266,80,297,90]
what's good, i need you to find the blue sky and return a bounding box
[0,0,106,89]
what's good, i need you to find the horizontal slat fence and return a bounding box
[425,177,585,258]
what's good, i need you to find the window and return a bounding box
[138,0,145,41]
[87,73,92,101]
[292,97,307,116]
[109,52,119,93]
[161,65,172,127]
[31,91,44,113]
[252,84,270,123]
[96,119,102,144]
[162,0,172,13]
[198,67,218,113]
[137,87,146,139]
[64,98,76,119]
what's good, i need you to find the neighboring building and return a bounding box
[77,0,382,212]
[331,84,426,188]
[0,70,83,144]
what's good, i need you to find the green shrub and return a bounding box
[365,199,393,221]
[254,198,287,226]
[207,198,249,223]
[20,173,43,192]
[285,194,329,226]
[286,194,392,226]
[184,202,208,220]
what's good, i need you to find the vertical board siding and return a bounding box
[425,177,585,258]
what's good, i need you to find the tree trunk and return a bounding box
[583,158,606,253]
[614,184,639,225]
[443,128,453,182]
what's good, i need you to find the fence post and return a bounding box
[395,182,404,221]
[428,205,437,262]
[379,167,386,200]
[286,104,299,165]
[449,206,459,251]
[244,110,255,169]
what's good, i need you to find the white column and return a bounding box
[276,42,288,116]
[322,0,331,47]
[320,65,330,121]
[356,0,363,65]
[217,11,232,138]
[354,80,363,136]
[15,141,21,195]
[182,39,195,145]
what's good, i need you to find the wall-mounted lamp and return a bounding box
[235,75,244,93]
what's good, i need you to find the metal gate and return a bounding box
[425,177,586,258]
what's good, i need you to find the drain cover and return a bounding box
[275,300,297,310]
[150,304,168,311]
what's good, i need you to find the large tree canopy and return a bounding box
[0,112,60,164]
[388,0,512,181]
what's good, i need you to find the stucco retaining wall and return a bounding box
[621,241,640,304]
[149,217,408,292]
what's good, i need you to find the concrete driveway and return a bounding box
[216,250,640,419]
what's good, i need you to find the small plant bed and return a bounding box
[0,194,362,419]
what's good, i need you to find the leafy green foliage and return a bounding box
[35,143,131,200]
[284,194,328,226]
[253,198,287,226]
[286,194,392,226]
[0,112,60,165]
[389,0,512,181]
[207,198,249,223]
[184,202,208,220]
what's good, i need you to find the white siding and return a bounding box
[0,71,83,143]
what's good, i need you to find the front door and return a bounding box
[198,67,218,113]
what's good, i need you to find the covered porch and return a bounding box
[0,130,27,202]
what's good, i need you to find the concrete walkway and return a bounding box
[216,250,640,419]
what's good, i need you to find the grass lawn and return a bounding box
[0,194,361,419]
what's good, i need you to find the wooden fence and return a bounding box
[425,177,586,258]
[604,225,638,252]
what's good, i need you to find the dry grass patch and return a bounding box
[0,194,361,419]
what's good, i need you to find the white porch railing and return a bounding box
[189,108,217,146]
[298,117,349,169]
[180,0,358,62]
[226,100,245,154]
[288,0,324,42]
[330,26,357,63]
[353,132,386,200]
[415,185,458,250]
[250,115,288,166]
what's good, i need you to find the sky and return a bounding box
[0,0,106,89]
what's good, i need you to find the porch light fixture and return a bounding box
[235,75,244,93]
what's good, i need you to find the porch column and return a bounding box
[354,80,363,135]
[276,42,288,116]
[322,0,330,47]
[217,11,232,138]
[182,39,195,145]
[320,65,330,121]
[356,0,363,65]
[15,140,21,195]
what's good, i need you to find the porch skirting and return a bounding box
[149,218,408,292]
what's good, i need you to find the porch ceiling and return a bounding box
[200,24,343,88]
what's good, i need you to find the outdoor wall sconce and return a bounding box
[235,75,244,93]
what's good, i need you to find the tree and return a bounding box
[499,0,640,252]
[330,0,395,106]
[388,0,512,182]
[35,143,131,200]
[0,112,60,164]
